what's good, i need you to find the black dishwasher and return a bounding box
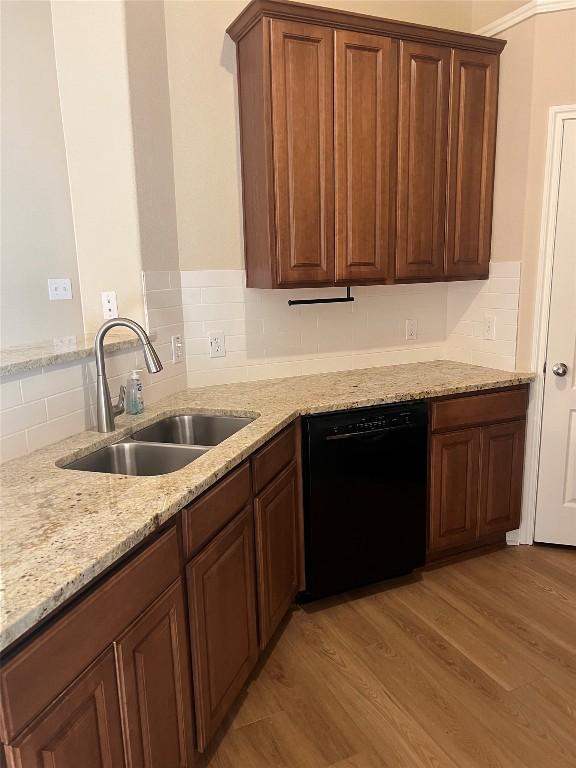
[301,401,428,601]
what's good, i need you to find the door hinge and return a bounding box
[543,361,547,375]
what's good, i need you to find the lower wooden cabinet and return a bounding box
[4,649,125,768]
[429,428,481,552]
[428,389,528,560]
[186,507,259,751]
[254,462,300,649]
[114,580,196,768]
[479,420,525,536]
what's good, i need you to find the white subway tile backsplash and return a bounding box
[0,400,47,436]
[0,378,22,411]
[183,303,246,322]
[169,271,182,290]
[143,271,171,291]
[183,321,204,339]
[26,410,88,453]
[0,264,521,463]
[445,262,520,370]
[20,363,85,403]
[145,288,183,310]
[201,286,246,304]
[181,288,203,306]
[488,261,521,278]
[148,307,185,329]
[475,292,520,310]
[46,387,91,421]
[181,270,245,288]
[0,433,28,463]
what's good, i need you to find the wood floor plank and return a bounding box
[390,580,541,690]
[204,546,576,768]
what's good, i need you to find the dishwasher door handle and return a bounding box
[325,425,415,441]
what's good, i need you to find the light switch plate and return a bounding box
[101,291,119,319]
[48,278,72,301]
[171,334,184,364]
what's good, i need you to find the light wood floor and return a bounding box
[205,546,576,768]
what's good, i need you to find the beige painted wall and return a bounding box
[1,1,84,347]
[491,10,576,369]
[166,0,491,272]
[165,0,537,272]
[125,0,180,272]
[51,0,145,332]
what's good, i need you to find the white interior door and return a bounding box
[535,118,576,545]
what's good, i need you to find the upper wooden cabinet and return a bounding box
[270,20,335,286]
[334,30,397,284]
[228,0,505,288]
[446,50,499,279]
[396,41,450,280]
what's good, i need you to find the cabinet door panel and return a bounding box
[334,31,397,283]
[479,421,526,536]
[254,463,299,649]
[396,41,450,280]
[6,650,124,768]
[115,581,195,768]
[446,50,498,278]
[429,429,481,552]
[270,20,334,286]
[187,508,258,751]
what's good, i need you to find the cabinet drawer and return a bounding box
[182,462,252,560]
[252,423,296,494]
[0,528,180,743]
[431,387,528,432]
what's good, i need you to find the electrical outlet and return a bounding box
[101,291,119,320]
[48,278,72,301]
[209,332,226,358]
[53,335,77,352]
[171,334,184,364]
[405,318,418,341]
[483,315,496,340]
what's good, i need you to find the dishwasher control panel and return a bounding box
[331,410,414,436]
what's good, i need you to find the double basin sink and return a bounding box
[64,415,254,476]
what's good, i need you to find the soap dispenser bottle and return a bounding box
[126,370,144,415]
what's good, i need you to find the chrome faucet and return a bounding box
[94,318,163,432]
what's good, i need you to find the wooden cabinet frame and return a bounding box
[229,0,505,289]
[428,387,528,561]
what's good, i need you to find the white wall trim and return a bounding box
[475,0,576,37]
[519,105,576,545]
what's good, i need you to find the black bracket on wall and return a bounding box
[288,286,354,306]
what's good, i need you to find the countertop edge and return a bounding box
[0,364,535,653]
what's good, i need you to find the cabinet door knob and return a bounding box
[552,362,568,377]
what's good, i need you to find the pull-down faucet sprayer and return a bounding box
[94,318,163,433]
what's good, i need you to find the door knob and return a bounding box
[552,362,568,377]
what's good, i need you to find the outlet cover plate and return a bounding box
[171,334,184,364]
[405,318,418,341]
[48,278,72,301]
[101,291,119,320]
[483,315,496,340]
[209,332,226,358]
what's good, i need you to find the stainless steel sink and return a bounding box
[63,440,208,476]
[131,414,254,446]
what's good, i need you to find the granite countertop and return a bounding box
[0,360,533,652]
[0,330,146,377]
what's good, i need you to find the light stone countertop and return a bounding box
[0,360,533,652]
[0,330,145,377]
